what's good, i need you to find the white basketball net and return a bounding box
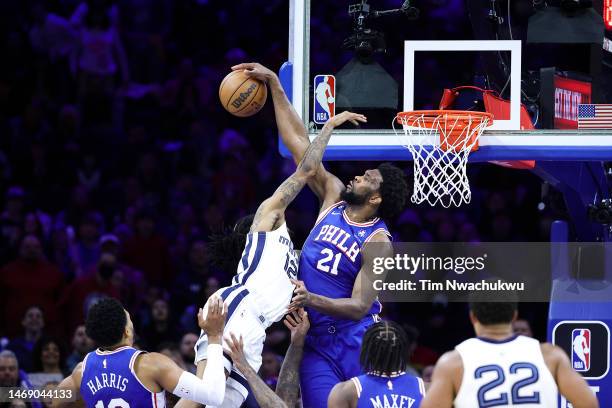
[393,111,492,208]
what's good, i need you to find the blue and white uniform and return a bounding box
[298,201,390,408]
[454,335,558,408]
[80,346,166,408]
[351,372,425,408]
[194,222,298,407]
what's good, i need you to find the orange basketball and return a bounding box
[219,70,267,117]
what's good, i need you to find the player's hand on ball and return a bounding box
[284,308,310,346]
[288,279,310,312]
[324,111,367,128]
[231,62,276,83]
[198,295,227,341]
[225,333,249,373]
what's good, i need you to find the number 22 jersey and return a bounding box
[454,335,558,408]
[299,201,390,329]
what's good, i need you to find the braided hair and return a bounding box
[208,214,254,274]
[360,320,409,376]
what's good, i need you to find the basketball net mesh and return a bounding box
[393,111,492,208]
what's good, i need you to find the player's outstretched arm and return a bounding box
[250,111,366,232]
[276,309,309,407]
[53,363,83,408]
[232,62,356,209]
[226,333,287,408]
[420,351,462,408]
[225,309,310,408]
[289,232,392,320]
[148,297,228,407]
[542,343,599,408]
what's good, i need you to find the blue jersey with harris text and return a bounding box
[352,372,425,408]
[81,346,166,408]
[299,201,390,329]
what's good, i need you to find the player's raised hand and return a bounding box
[288,279,310,313]
[324,111,367,128]
[225,332,250,374]
[231,62,276,83]
[198,295,227,342]
[284,308,310,346]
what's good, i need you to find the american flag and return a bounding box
[578,104,612,129]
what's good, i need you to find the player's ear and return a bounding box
[468,310,477,326]
[511,310,518,323]
[369,192,382,207]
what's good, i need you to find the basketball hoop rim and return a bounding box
[395,110,494,125]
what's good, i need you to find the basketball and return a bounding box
[219,70,267,117]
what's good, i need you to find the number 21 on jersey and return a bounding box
[317,248,341,275]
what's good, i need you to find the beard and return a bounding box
[340,188,368,205]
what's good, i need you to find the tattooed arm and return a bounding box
[275,309,309,407]
[226,332,287,408]
[226,310,310,408]
[249,111,367,232]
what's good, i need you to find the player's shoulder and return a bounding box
[438,349,463,366]
[329,378,359,404]
[136,351,166,365]
[435,350,464,376]
[540,342,569,367]
[430,350,464,393]
[540,342,566,358]
[366,229,391,243]
[133,352,171,375]
[71,361,85,384]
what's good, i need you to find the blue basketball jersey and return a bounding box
[352,373,425,408]
[81,347,165,408]
[299,201,390,329]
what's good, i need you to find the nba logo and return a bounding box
[572,329,591,372]
[313,75,335,124]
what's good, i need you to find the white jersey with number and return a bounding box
[231,222,298,325]
[454,335,558,408]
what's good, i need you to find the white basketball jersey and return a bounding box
[454,335,558,408]
[232,223,297,324]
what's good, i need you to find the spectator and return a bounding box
[401,324,422,377]
[0,350,42,408]
[2,399,31,408]
[512,318,534,337]
[0,187,26,263]
[157,342,186,370]
[119,0,171,83]
[178,333,198,374]
[49,225,79,280]
[74,212,103,276]
[70,0,128,94]
[139,298,180,351]
[1,186,26,225]
[0,235,64,337]
[65,325,94,372]
[421,365,435,383]
[172,239,210,310]
[99,234,145,312]
[27,338,65,388]
[28,0,78,102]
[58,253,121,336]
[171,204,202,262]
[41,381,59,408]
[259,349,282,389]
[6,307,45,372]
[22,213,45,242]
[122,209,173,287]
[160,59,208,135]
